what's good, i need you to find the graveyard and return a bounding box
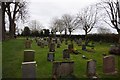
[1,0,120,80]
[2,37,120,79]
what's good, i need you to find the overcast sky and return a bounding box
[23,0,118,34]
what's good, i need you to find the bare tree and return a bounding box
[29,20,43,32]
[4,0,28,38]
[99,0,120,43]
[77,5,98,40]
[62,14,79,37]
[50,17,59,36]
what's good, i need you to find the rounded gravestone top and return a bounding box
[22,61,36,64]
[24,50,35,52]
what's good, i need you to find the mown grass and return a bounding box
[2,38,120,79]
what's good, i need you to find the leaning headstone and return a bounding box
[24,50,35,62]
[25,38,32,48]
[49,42,55,52]
[47,52,55,61]
[103,55,117,74]
[63,49,70,59]
[22,61,36,79]
[52,61,74,79]
[87,59,97,78]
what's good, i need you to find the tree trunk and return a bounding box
[2,2,6,41]
[118,30,120,45]
[85,31,88,45]
[9,19,15,38]
[85,31,88,41]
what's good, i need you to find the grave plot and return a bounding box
[25,38,32,48]
[103,55,117,75]
[86,59,98,79]
[22,61,37,79]
[24,50,35,62]
[52,61,74,79]
[47,52,55,62]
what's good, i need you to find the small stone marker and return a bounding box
[103,55,116,74]
[63,49,70,59]
[68,44,74,53]
[82,44,86,51]
[25,39,31,48]
[49,42,55,52]
[24,50,35,62]
[22,61,36,79]
[52,61,74,78]
[47,52,55,61]
[78,38,82,46]
[87,59,96,77]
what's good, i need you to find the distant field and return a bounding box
[2,38,120,79]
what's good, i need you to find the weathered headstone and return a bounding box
[22,61,36,79]
[25,39,32,48]
[24,50,35,62]
[85,39,90,46]
[44,40,48,46]
[82,44,86,51]
[68,44,74,53]
[103,55,116,74]
[63,49,70,59]
[86,59,97,78]
[40,41,44,48]
[65,39,68,45]
[57,38,61,48]
[78,38,82,46]
[49,42,55,52]
[52,61,74,78]
[109,45,120,55]
[47,52,55,61]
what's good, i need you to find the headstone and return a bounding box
[47,52,55,61]
[52,61,74,78]
[82,44,86,51]
[25,39,32,48]
[68,44,74,53]
[109,45,120,55]
[37,39,41,46]
[40,42,44,48]
[57,38,61,48]
[49,42,55,52]
[103,55,116,74]
[78,38,82,46]
[44,40,48,46]
[63,49,70,59]
[87,59,96,77]
[65,39,68,45]
[22,61,36,79]
[24,50,35,62]
[85,39,90,46]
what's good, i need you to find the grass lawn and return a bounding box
[2,37,120,79]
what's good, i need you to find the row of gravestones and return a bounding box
[35,37,62,49]
[21,49,118,79]
[24,38,118,79]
